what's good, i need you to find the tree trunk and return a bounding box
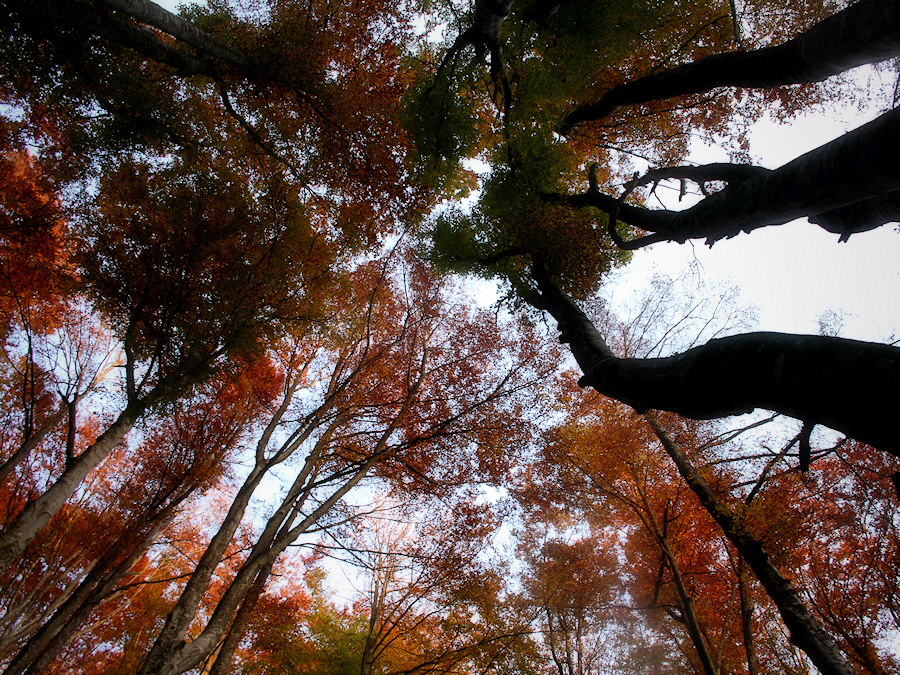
[96,0,252,70]
[561,0,900,133]
[645,414,857,675]
[139,375,337,675]
[145,458,378,675]
[634,481,719,675]
[737,558,761,675]
[566,105,900,246]
[136,464,270,675]
[6,0,214,77]
[0,403,143,574]
[4,520,167,675]
[206,561,274,675]
[531,264,900,454]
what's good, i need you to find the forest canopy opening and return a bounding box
[0,0,898,673]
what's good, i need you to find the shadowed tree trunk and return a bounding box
[645,414,857,675]
[561,0,900,134]
[3,518,170,675]
[0,402,146,575]
[437,0,514,117]
[561,105,900,246]
[96,0,252,70]
[530,264,900,455]
[737,558,761,675]
[632,480,719,675]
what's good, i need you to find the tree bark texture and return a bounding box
[143,364,426,675]
[146,459,377,675]
[532,265,900,455]
[737,558,761,675]
[561,0,900,133]
[206,561,274,675]
[0,404,143,575]
[96,0,252,70]
[5,520,167,675]
[645,414,857,675]
[137,464,270,675]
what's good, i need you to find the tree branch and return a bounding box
[530,264,900,454]
[561,0,900,134]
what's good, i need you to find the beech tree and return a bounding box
[0,150,323,573]
[515,369,900,674]
[2,0,899,672]
[422,0,900,457]
[0,359,277,674]
[130,251,550,675]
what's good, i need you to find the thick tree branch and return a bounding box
[561,0,900,133]
[438,0,514,118]
[96,0,253,71]
[562,107,900,246]
[530,264,900,455]
[7,0,217,77]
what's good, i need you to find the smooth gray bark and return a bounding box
[531,265,900,454]
[4,519,168,675]
[137,373,335,675]
[0,404,143,575]
[561,0,900,133]
[206,560,273,675]
[147,456,379,675]
[8,0,214,76]
[142,360,426,675]
[96,0,252,70]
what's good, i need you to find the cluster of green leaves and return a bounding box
[428,134,631,302]
[411,0,728,299]
[77,154,333,402]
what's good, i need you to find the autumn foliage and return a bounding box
[0,0,897,673]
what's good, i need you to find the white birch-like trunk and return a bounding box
[0,407,141,574]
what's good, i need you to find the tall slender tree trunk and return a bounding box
[137,464,270,675]
[645,414,856,675]
[633,480,719,675]
[0,403,144,574]
[206,560,274,675]
[145,459,378,675]
[4,520,167,675]
[737,558,761,675]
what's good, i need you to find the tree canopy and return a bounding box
[0,0,899,673]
